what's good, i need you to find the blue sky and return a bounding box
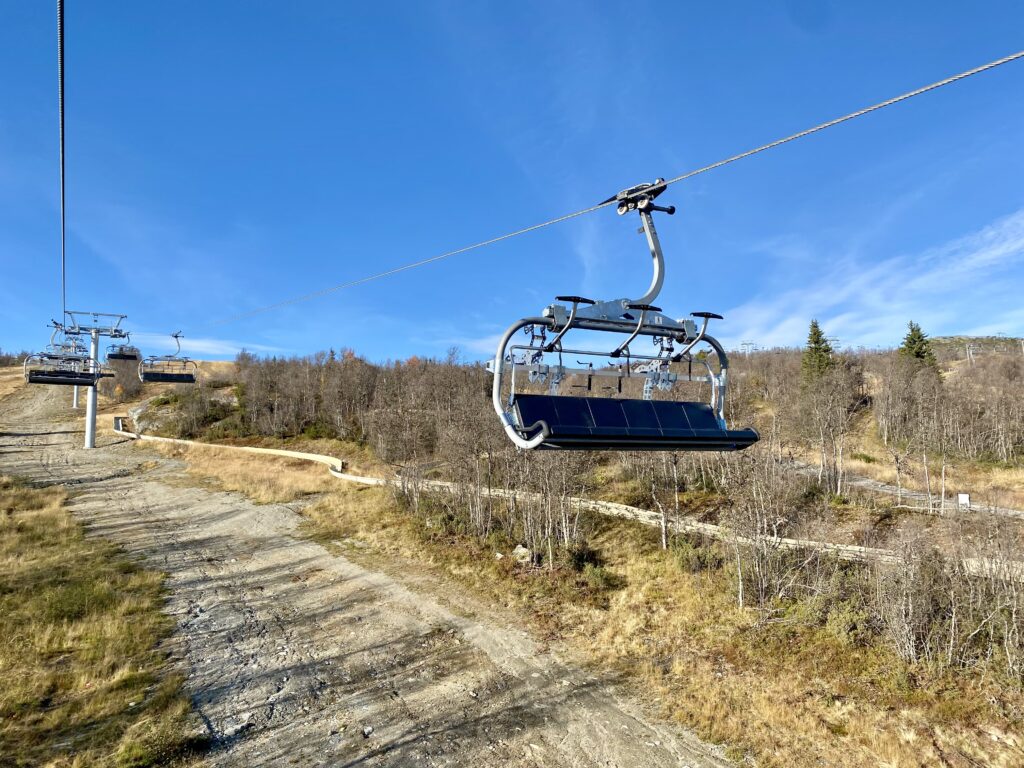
[2,1,1023,360]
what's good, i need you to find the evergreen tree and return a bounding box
[802,319,834,380]
[899,321,936,366]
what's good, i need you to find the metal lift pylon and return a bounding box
[63,311,128,449]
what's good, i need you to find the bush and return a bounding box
[302,422,337,440]
[672,533,723,573]
[825,599,874,648]
[562,542,603,571]
[581,563,622,592]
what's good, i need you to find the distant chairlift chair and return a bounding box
[106,333,141,362]
[489,179,759,452]
[24,324,109,386]
[138,332,198,384]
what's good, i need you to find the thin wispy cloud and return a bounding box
[722,207,1024,349]
[130,332,281,359]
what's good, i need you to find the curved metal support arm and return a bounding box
[633,211,665,307]
[697,334,730,426]
[492,317,554,449]
[23,355,38,380]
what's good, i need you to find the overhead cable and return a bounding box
[208,49,1024,328]
[57,0,67,323]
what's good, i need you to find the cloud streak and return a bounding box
[721,207,1024,349]
[130,332,281,359]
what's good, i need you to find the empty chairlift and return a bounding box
[138,332,198,384]
[24,325,107,386]
[106,334,141,362]
[489,179,759,452]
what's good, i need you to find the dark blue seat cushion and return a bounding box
[140,372,196,384]
[513,394,758,451]
[27,370,101,387]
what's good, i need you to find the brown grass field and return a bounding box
[0,366,26,403]
[0,476,204,767]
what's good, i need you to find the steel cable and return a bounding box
[208,49,1024,328]
[57,0,67,325]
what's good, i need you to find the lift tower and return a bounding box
[64,311,127,449]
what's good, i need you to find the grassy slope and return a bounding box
[805,405,1024,511]
[0,477,205,767]
[0,366,26,403]
[151,440,1024,768]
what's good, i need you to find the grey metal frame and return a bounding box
[490,184,732,450]
[106,332,140,361]
[25,322,95,379]
[138,332,199,383]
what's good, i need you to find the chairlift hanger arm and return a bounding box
[63,311,128,337]
[171,331,183,357]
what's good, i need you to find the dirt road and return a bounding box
[0,385,731,768]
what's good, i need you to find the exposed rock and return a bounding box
[512,544,532,565]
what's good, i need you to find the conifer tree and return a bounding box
[899,321,936,366]
[802,319,834,380]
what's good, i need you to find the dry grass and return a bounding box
[195,361,234,381]
[0,476,205,767]
[0,365,26,404]
[582,523,1024,767]
[147,442,337,503]
[796,413,1024,510]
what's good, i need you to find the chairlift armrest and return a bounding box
[555,296,596,305]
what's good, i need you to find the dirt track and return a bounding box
[0,384,731,768]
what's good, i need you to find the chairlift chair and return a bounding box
[106,333,140,361]
[25,324,109,386]
[138,332,198,384]
[489,179,759,452]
